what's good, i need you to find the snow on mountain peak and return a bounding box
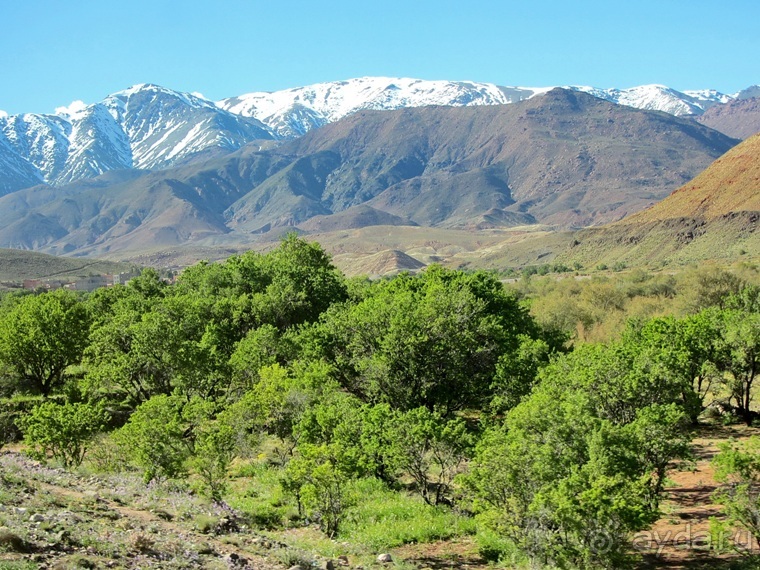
[217,76,549,137]
[0,110,7,119]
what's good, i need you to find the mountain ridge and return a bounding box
[0,89,738,258]
[1,77,756,196]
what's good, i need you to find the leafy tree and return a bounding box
[115,394,194,482]
[20,401,109,467]
[246,362,335,463]
[715,311,760,424]
[261,233,348,329]
[386,407,473,506]
[190,416,238,501]
[228,324,295,395]
[490,335,552,414]
[466,383,687,569]
[677,266,745,313]
[84,296,226,404]
[0,289,91,396]
[284,443,356,537]
[306,266,531,414]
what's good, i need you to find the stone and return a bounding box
[377,553,393,563]
[337,556,349,566]
[321,560,335,570]
[29,513,45,523]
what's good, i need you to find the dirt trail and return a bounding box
[639,424,760,569]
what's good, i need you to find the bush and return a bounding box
[20,401,109,467]
[115,394,192,482]
[0,395,65,445]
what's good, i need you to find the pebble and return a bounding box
[29,513,45,523]
[377,553,393,563]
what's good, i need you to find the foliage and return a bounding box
[189,415,238,501]
[285,444,356,537]
[466,376,690,568]
[490,334,553,414]
[19,400,109,467]
[304,266,534,414]
[385,407,473,506]
[713,437,760,546]
[114,394,195,482]
[0,289,91,396]
[714,311,760,425]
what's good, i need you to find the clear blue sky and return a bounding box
[1,0,758,115]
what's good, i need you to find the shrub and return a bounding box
[115,394,191,482]
[20,401,109,467]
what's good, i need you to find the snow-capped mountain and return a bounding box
[570,84,731,116]
[1,78,757,196]
[217,77,552,138]
[0,84,273,194]
[217,77,744,138]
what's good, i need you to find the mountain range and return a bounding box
[0,76,757,265]
[2,78,758,197]
[0,88,739,257]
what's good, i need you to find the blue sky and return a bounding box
[2,0,758,115]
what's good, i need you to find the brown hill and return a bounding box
[697,97,760,140]
[234,88,735,231]
[555,134,760,267]
[622,133,760,223]
[332,249,426,277]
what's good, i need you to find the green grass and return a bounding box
[341,478,476,550]
[227,461,298,529]
[226,462,475,554]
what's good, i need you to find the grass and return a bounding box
[341,478,476,550]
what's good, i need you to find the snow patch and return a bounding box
[0,110,7,119]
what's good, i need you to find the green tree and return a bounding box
[190,416,238,501]
[115,394,194,482]
[20,401,109,467]
[716,311,760,424]
[0,289,91,396]
[386,407,473,506]
[490,335,552,414]
[466,383,687,569]
[306,266,531,414]
[284,444,356,537]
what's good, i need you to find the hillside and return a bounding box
[696,96,760,140]
[553,133,760,268]
[256,88,736,230]
[0,248,135,283]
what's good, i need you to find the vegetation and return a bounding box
[2,236,760,569]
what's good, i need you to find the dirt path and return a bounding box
[638,424,760,569]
